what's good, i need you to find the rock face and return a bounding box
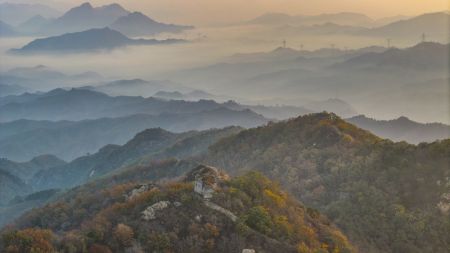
[125,183,156,201]
[186,165,227,199]
[141,200,170,221]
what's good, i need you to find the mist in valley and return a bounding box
[1,22,448,123]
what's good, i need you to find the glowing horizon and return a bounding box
[66,0,449,25]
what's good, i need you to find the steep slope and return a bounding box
[0,155,63,205]
[11,27,185,53]
[110,11,193,37]
[0,189,60,228]
[0,169,31,205]
[204,112,450,253]
[0,155,66,182]
[2,164,355,253]
[31,127,242,191]
[347,115,450,144]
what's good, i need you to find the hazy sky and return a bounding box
[35,0,449,25]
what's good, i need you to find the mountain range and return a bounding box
[332,42,449,72]
[274,22,366,36]
[0,109,267,161]
[0,20,16,37]
[44,2,129,34]
[246,12,375,27]
[15,15,51,35]
[110,11,193,37]
[1,164,355,253]
[30,127,243,192]
[0,88,334,123]
[84,78,192,97]
[0,83,28,97]
[10,27,186,54]
[347,115,450,144]
[169,41,448,123]
[202,112,450,252]
[1,112,448,252]
[0,88,247,122]
[0,65,103,91]
[1,2,193,37]
[357,12,450,39]
[0,2,60,26]
[0,154,65,205]
[245,12,449,41]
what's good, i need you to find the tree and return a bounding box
[244,206,273,235]
[2,228,55,253]
[113,224,134,248]
[89,244,112,253]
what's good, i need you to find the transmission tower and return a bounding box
[421,33,426,43]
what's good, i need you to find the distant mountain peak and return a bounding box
[100,3,126,10]
[128,128,176,146]
[129,11,152,19]
[79,2,93,9]
[396,116,411,121]
[110,10,192,36]
[10,27,185,53]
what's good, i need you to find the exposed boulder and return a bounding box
[125,183,156,201]
[141,200,170,221]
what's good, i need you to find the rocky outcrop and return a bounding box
[125,183,156,201]
[141,201,170,220]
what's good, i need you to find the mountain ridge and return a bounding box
[110,11,193,37]
[1,163,355,252]
[347,114,450,143]
[10,27,186,54]
[202,112,450,252]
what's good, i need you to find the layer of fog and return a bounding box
[0,25,449,124]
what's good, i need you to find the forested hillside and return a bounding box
[204,112,450,253]
[1,112,449,253]
[1,164,355,253]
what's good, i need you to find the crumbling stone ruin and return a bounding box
[185,165,228,199]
